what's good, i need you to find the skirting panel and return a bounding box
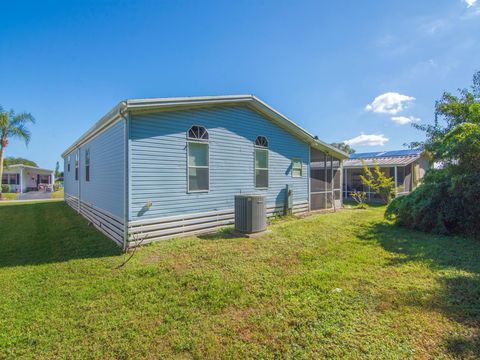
[128,201,309,247]
[65,194,124,247]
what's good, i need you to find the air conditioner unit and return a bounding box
[234,194,267,233]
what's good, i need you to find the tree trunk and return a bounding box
[0,141,4,199]
[0,133,7,199]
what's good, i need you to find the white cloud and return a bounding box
[391,115,421,125]
[344,134,389,147]
[465,0,477,8]
[365,92,415,115]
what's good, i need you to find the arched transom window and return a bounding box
[255,136,268,148]
[188,125,209,140]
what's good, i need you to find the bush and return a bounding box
[53,182,61,192]
[386,170,480,237]
[351,190,368,209]
[1,184,10,193]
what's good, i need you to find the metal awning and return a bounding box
[343,154,421,168]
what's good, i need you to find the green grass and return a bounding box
[0,193,19,200]
[50,188,64,199]
[0,202,479,359]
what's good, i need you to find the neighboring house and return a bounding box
[343,149,430,200]
[1,164,55,193]
[62,95,348,248]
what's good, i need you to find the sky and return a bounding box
[1,0,479,169]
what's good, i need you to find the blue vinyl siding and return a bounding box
[64,121,125,218]
[64,152,78,197]
[129,106,309,221]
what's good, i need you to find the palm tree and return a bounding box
[0,106,35,198]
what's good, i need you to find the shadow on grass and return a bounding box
[358,221,480,357]
[197,227,249,241]
[0,201,122,268]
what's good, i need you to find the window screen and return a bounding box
[188,142,209,191]
[85,149,90,182]
[255,148,268,188]
[292,158,302,177]
[75,152,79,181]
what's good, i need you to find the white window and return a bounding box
[85,149,90,182]
[255,136,268,188]
[292,158,302,177]
[187,126,209,192]
[75,152,79,181]
[2,174,18,185]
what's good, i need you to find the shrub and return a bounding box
[360,162,395,204]
[53,182,61,192]
[388,71,480,238]
[386,170,480,237]
[1,184,10,193]
[351,190,368,209]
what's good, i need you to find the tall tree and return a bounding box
[387,71,480,236]
[330,142,356,155]
[3,156,38,168]
[0,106,35,197]
[55,161,60,178]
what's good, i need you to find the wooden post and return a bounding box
[344,167,348,199]
[20,168,23,193]
[394,166,398,197]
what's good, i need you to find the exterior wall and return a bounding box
[2,168,54,193]
[63,120,126,246]
[1,170,21,193]
[64,153,78,198]
[129,106,310,224]
[415,157,430,183]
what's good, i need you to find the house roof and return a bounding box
[3,164,54,173]
[344,149,423,168]
[61,95,349,159]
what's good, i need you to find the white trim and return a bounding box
[254,147,269,189]
[291,158,303,178]
[187,140,210,193]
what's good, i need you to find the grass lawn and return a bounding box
[0,193,19,201]
[0,202,479,359]
[50,188,64,199]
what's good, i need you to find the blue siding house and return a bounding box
[62,95,347,248]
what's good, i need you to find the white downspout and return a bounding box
[119,102,129,252]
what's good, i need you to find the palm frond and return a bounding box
[7,124,32,144]
[10,111,35,127]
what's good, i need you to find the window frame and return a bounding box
[85,149,90,182]
[67,156,71,172]
[254,136,269,189]
[292,158,303,178]
[2,174,18,185]
[187,125,210,193]
[75,152,79,181]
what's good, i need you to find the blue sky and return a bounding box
[1,0,479,169]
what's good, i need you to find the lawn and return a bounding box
[0,193,19,200]
[0,202,479,359]
[50,187,64,199]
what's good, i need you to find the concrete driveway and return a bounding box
[18,191,53,200]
